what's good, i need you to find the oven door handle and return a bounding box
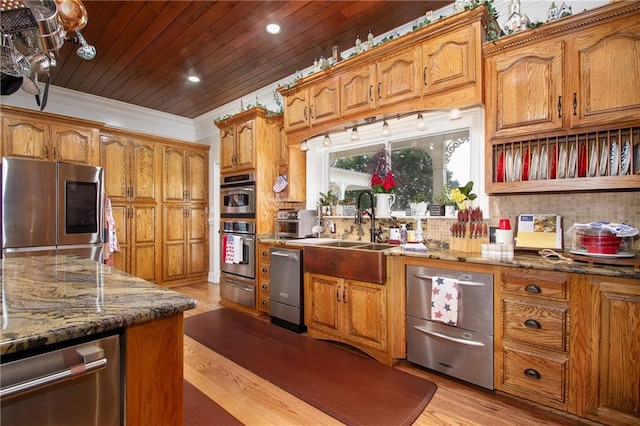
[413,326,486,347]
[0,345,108,399]
[412,274,485,286]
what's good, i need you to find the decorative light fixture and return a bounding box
[350,127,360,140]
[323,134,331,147]
[449,108,462,120]
[381,121,390,136]
[0,0,95,110]
[265,23,281,34]
[187,75,200,83]
[416,113,426,130]
[300,140,309,152]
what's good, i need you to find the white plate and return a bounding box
[557,144,566,178]
[621,140,630,175]
[530,147,539,180]
[567,143,576,178]
[513,148,521,181]
[610,141,619,176]
[599,141,609,176]
[505,150,513,182]
[588,141,597,177]
[539,146,548,180]
[635,143,640,174]
[570,249,637,259]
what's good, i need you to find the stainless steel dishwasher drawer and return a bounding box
[406,316,494,390]
[220,276,256,309]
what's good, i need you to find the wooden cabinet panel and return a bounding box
[163,204,187,281]
[307,273,341,335]
[503,300,567,351]
[340,66,375,116]
[257,243,272,314]
[570,18,640,129]
[343,279,387,351]
[51,125,99,165]
[502,270,568,300]
[187,205,208,277]
[220,127,235,173]
[234,120,255,171]
[284,90,309,131]
[102,136,129,200]
[376,46,421,106]
[163,146,187,202]
[310,79,340,125]
[486,40,565,139]
[131,140,158,203]
[422,24,478,95]
[130,205,158,282]
[1,117,48,160]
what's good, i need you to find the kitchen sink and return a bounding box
[304,241,391,284]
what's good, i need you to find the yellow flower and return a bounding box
[449,188,467,203]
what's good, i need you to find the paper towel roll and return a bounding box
[495,229,514,245]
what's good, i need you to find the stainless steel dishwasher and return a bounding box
[406,265,494,390]
[270,247,305,333]
[1,333,122,425]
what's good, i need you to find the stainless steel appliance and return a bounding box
[220,172,255,218]
[269,247,305,333]
[220,220,256,309]
[406,265,494,390]
[1,158,104,262]
[1,333,122,425]
[275,209,317,239]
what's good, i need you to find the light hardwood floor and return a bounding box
[177,282,593,426]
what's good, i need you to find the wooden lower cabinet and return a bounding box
[580,275,640,425]
[257,243,272,314]
[161,204,208,285]
[305,272,388,363]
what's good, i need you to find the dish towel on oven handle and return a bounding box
[431,276,459,326]
[232,235,243,264]
[223,234,234,264]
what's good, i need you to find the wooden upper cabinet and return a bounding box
[310,79,340,125]
[101,133,159,203]
[376,46,422,107]
[219,119,255,173]
[569,17,640,129]
[283,90,309,131]
[422,24,479,96]
[340,66,375,116]
[1,109,100,166]
[485,40,565,139]
[162,145,208,204]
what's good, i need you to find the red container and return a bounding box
[580,235,622,254]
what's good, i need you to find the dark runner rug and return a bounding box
[185,308,437,426]
[184,380,243,426]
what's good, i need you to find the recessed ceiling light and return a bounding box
[265,23,281,34]
[187,75,200,83]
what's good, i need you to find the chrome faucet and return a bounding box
[356,190,377,243]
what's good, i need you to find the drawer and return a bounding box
[259,295,270,313]
[259,280,269,294]
[259,246,271,262]
[502,270,568,300]
[502,347,567,406]
[503,300,568,351]
[258,262,270,279]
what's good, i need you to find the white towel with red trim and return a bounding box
[431,276,459,326]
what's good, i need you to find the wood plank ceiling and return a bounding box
[49,1,454,119]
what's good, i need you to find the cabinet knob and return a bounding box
[523,368,541,380]
[343,286,347,304]
[261,300,268,306]
[423,67,428,86]
[261,267,268,273]
[557,95,562,118]
[524,284,541,294]
[524,319,542,329]
[336,285,341,302]
[261,250,267,256]
[261,283,268,290]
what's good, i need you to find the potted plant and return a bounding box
[430,185,455,216]
[338,196,356,217]
[318,190,339,216]
[449,181,477,210]
[410,192,429,216]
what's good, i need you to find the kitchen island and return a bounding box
[0,254,196,425]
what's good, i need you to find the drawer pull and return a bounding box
[524,368,541,380]
[261,283,268,290]
[261,267,268,273]
[524,284,541,294]
[524,319,542,329]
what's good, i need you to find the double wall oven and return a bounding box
[220,172,257,309]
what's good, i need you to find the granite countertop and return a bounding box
[259,236,640,280]
[0,255,196,356]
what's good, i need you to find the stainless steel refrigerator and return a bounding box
[1,158,104,262]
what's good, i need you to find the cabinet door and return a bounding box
[51,124,99,165]
[109,203,129,273]
[587,277,640,425]
[162,204,187,281]
[220,127,236,174]
[186,149,208,203]
[130,204,158,282]
[306,273,341,336]
[284,89,310,131]
[422,24,478,95]
[1,117,48,160]
[234,120,255,171]
[162,146,186,202]
[343,279,387,351]
[187,205,208,277]
[570,19,640,128]
[340,66,375,116]
[376,46,422,106]
[131,139,158,203]
[101,135,130,202]
[310,79,340,125]
[486,40,565,139]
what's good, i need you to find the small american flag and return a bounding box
[273,174,288,193]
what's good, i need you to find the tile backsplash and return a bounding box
[320,190,639,251]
